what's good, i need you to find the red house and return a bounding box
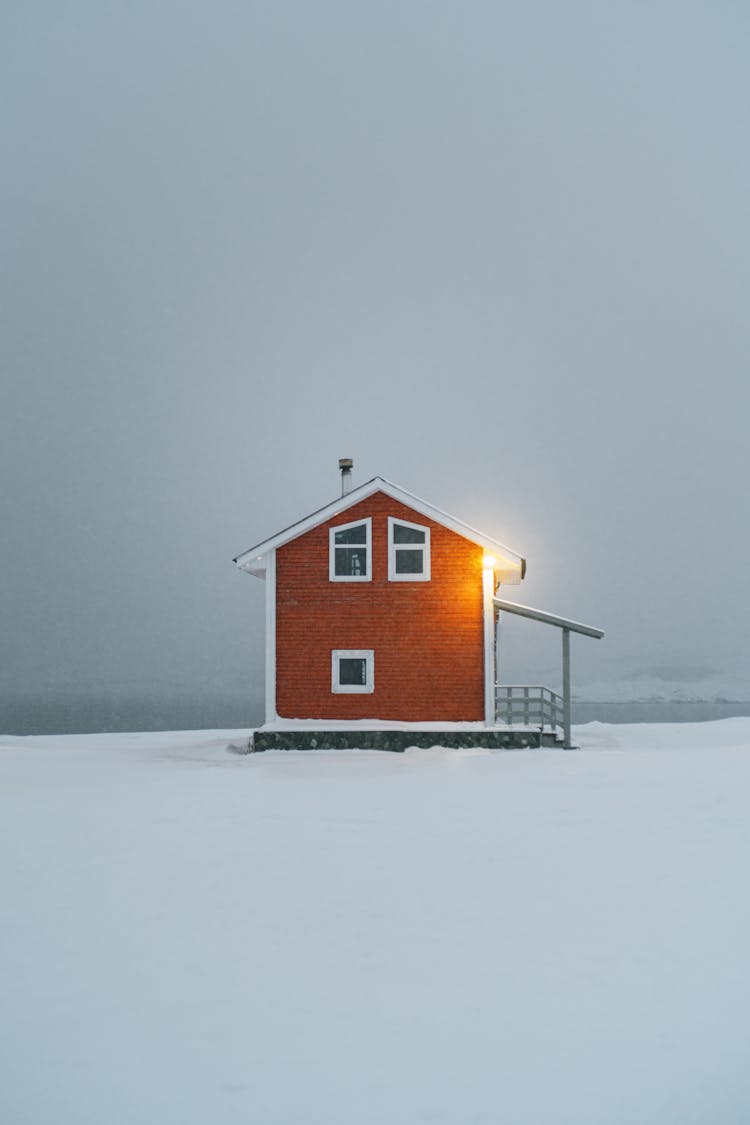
[234,463,530,743]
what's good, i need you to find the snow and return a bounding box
[261,717,540,730]
[2,722,750,1125]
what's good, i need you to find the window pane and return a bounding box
[334,523,367,544]
[395,548,423,574]
[335,547,368,576]
[393,523,425,544]
[339,658,366,686]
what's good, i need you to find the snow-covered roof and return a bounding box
[493,598,604,638]
[234,476,526,580]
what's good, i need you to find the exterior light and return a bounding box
[483,554,497,569]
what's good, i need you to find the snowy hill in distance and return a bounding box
[579,659,750,703]
[507,652,750,704]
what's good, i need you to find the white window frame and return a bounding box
[331,649,374,694]
[388,516,431,582]
[329,517,372,582]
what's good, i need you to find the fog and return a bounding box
[3,3,749,729]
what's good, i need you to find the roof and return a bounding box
[493,598,604,638]
[234,476,526,581]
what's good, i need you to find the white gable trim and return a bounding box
[234,477,525,578]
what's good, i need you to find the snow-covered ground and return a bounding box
[2,722,749,1125]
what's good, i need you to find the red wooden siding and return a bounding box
[275,491,485,721]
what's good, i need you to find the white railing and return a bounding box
[495,685,564,733]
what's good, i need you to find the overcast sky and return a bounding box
[2,2,749,715]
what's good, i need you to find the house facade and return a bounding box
[234,474,526,726]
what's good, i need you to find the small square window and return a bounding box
[339,657,367,685]
[329,519,372,582]
[332,649,374,693]
[388,517,431,581]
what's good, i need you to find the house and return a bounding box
[234,461,603,750]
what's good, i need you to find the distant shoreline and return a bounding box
[573,700,750,725]
[3,695,750,736]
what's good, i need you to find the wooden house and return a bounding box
[234,462,603,750]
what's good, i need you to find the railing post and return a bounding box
[495,610,502,691]
[562,627,572,749]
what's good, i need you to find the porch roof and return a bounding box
[493,598,604,639]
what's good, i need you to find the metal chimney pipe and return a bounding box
[339,458,353,496]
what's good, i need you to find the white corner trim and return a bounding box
[331,649,375,693]
[483,565,496,726]
[387,516,431,582]
[329,517,372,582]
[265,549,277,723]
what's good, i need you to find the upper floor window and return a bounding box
[388,517,431,581]
[329,518,372,581]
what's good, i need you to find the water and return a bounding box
[1,692,264,737]
[3,693,750,736]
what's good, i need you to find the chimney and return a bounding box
[339,458,353,496]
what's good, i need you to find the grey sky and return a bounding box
[2,2,749,716]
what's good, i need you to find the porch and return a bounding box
[492,598,605,748]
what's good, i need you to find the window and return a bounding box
[388,517,431,581]
[329,518,371,581]
[331,649,374,693]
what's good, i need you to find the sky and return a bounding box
[2,2,749,722]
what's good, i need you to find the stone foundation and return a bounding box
[250,728,566,752]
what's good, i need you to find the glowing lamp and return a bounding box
[483,554,497,570]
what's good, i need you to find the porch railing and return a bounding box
[495,685,564,733]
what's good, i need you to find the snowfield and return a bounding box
[2,722,750,1125]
